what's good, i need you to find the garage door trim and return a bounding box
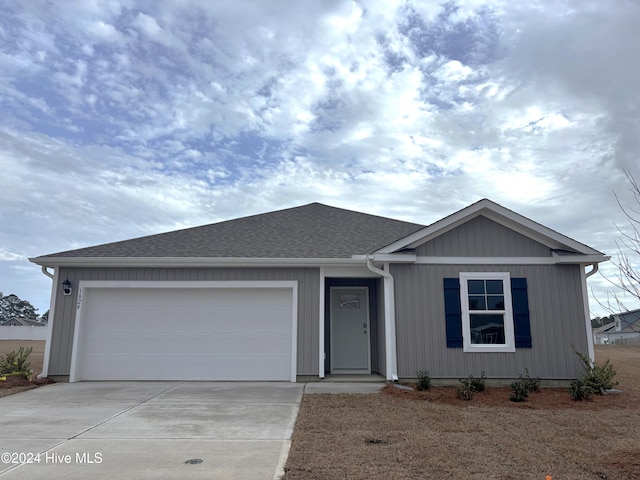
[70,280,298,382]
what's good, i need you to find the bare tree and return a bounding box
[600,170,640,330]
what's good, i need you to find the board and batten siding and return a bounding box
[392,263,588,379]
[49,267,320,377]
[416,215,552,257]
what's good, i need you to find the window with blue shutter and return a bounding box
[444,274,532,352]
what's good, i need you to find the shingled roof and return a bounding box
[35,203,425,260]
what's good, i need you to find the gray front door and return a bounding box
[330,287,371,373]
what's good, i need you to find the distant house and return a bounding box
[0,317,47,340]
[594,309,640,345]
[0,317,45,327]
[30,199,609,383]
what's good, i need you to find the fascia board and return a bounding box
[28,256,368,268]
[414,254,609,265]
[351,254,417,263]
[552,253,610,264]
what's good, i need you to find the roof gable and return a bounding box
[377,198,605,258]
[614,309,640,332]
[0,317,44,327]
[415,215,552,257]
[32,203,424,262]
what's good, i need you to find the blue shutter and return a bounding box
[443,278,463,348]
[511,278,532,348]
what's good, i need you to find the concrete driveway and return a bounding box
[0,382,303,480]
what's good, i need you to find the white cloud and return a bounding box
[0,248,23,262]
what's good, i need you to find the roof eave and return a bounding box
[28,256,372,268]
[552,253,610,264]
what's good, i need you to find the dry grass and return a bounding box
[0,340,46,398]
[284,345,640,480]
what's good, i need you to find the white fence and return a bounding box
[0,326,47,341]
[615,337,640,347]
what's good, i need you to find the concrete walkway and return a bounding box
[304,382,385,394]
[0,382,304,480]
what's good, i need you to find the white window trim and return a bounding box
[459,272,515,353]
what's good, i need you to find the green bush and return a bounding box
[574,350,619,396]
[456,383,473,401]
[522,368,541,393]
[568,378,592,401]
[415,370,431,391]
[456,373,485,400]
[509,379,529,402]
[508,369,541,402]
[0,347,32,376]
[469,371,486,392]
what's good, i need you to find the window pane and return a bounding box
[468,296,486,310]
[470,314,505,344]
[486,295,505,310]
[485,280,504,294]
[467,280,485,294]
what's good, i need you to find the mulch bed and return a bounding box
[383,384,633,410]
[0,375,54,398]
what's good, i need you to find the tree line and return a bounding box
[0,292,48,324]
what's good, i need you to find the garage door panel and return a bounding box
[74,285,295,381]
[82,332,291,356]
[79,354,292,381]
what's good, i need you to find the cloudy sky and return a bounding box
[1,0,639,317]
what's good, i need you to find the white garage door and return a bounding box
[71,282,296,382]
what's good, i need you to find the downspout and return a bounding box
[366,257,398,382]
[585,263,599,278]
[38,266,57,378]
[41,266,54,279]
[583,259,609,360]
[582,263,600,362]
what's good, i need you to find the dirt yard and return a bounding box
[284,345,640,480]
[0,340,46,398]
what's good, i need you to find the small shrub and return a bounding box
[509,379,529,402]
[574,350,619,395]
[456,383,473,401]
[508,370,541,402]
[456,373,485,401]
[0,347,32,376]
[569,378,592,401]
[521,368,541,393]
[469,371,486,392]
[415,370,431,391]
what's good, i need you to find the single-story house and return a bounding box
[593,322,616,344]
[0,317,45,327]
[30,199,609,383]
[594,308,640,345]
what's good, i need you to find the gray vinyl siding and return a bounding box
[392,263,588,379]
[416,216,551,257]
[49,267,320,376]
